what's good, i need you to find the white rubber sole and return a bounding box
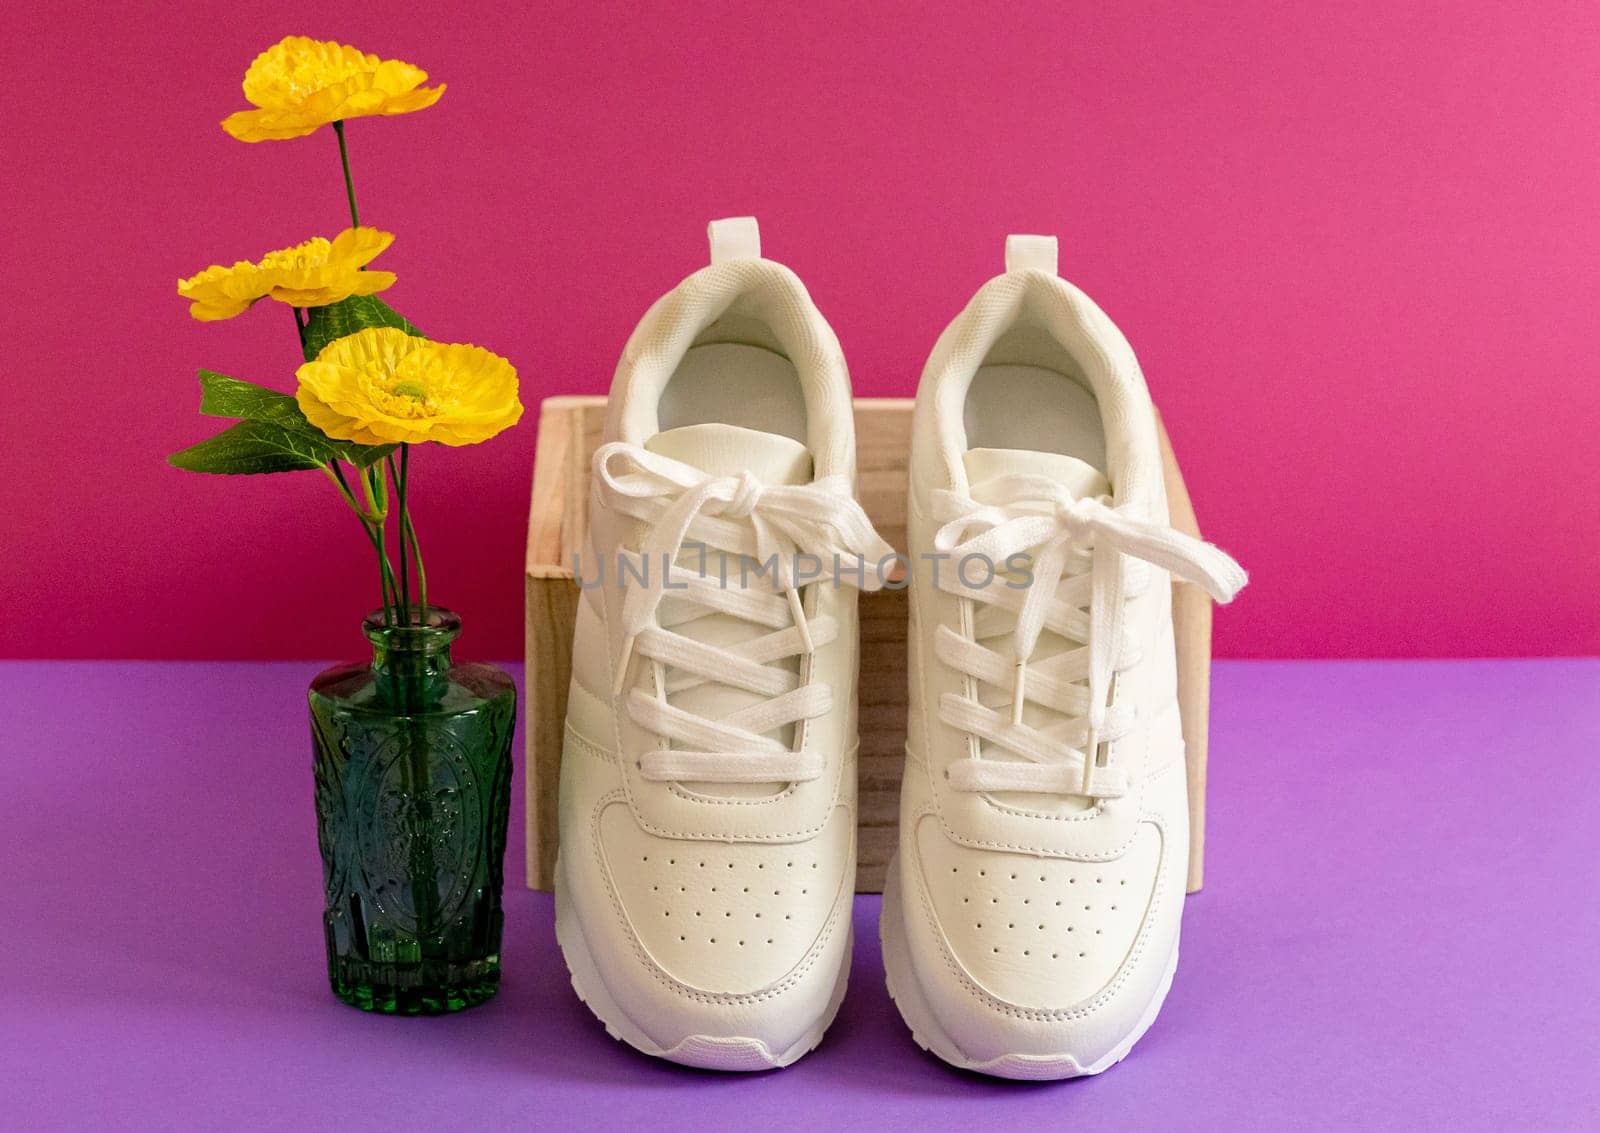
[555,859,851,1072]
[879,854,1178,1081]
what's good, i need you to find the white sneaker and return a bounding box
[881,235,1247,1079]
[555,218,893,1071]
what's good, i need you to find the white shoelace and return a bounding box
[595,441,895,784]
[931,472,1246,799]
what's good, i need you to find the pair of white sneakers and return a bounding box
[554,218,1246,1079]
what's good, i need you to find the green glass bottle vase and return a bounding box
[308,607,515,1014]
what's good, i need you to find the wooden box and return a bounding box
[525,397,1216,895]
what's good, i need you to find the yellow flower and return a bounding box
[256,228,397,306]
[177,228,397,321]
[222,36,445,142]
[296,328,523,447]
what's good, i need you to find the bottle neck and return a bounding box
[364,607,460,709]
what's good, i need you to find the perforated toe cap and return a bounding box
[598,802,853,995]
[913,816,1162,1010]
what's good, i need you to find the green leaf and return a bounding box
[301,294,422,361]
[198,370,308,429]
[187,369,397,469]
[168,420,336,475]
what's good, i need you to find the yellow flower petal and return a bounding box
[296,369,385,444]
[295,328,522,447]
[223,37,444,142]
[329,227,395,265]
[219,109,322,142]
[348,271,399,296]
[314,325,427,373]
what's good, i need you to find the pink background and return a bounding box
[2,1,1596,661]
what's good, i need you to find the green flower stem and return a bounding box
[397,444,428,620]
[368,467,403,627]
[403,492,428,618]
[387,452,411,622]
[362,464,400,627]
[326,122,431,627]
[322,462,360,512]
[365,520,398,627]
[325,462,397,625]
[292,305,308,353]
[328,121,432,626]
[333,121,360,229]
[325,461,382,525]
[361,462,388,517]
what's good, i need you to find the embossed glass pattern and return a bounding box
[309,608,515,1014]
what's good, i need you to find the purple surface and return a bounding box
[2,660,1596,1129]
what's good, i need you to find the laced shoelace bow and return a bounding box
[594,441,895,784]
[931,472,1246,799]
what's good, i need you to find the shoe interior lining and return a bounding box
[657,316,809,444]
[962,324,1108,473]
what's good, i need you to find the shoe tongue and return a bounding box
[963,447,1110,502]
[645,422,813,486]
[962,447,1109,817]
[640,422,814,799]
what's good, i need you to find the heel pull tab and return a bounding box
[1005,234,1058,275]
[708,217,761,265]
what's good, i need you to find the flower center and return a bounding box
[391,380,429,400]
